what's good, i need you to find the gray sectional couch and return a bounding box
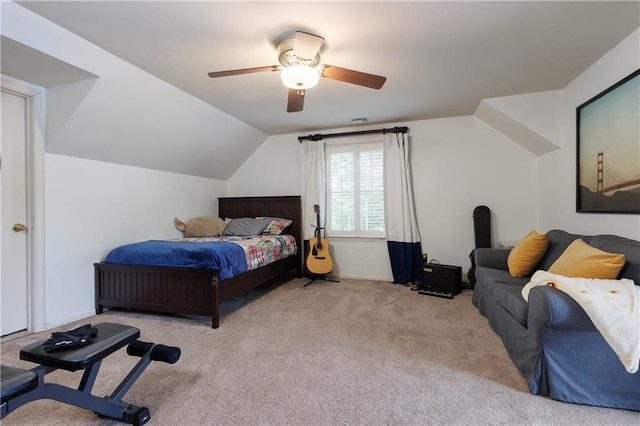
[472,229,640,411]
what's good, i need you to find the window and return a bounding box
[326,142,385,237]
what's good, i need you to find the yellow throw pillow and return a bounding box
[548,238,625,279]
[507,230,549,277]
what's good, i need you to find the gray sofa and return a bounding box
[472,229,640,411]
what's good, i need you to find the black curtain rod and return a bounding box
[297,126,408,143]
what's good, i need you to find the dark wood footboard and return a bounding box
[94,263,219,326]
[94,256,299,328]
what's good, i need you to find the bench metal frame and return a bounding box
[0,323,176,426]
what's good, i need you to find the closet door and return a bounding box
[1,89,29,336]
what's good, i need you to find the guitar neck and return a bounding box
[316,211,322,239]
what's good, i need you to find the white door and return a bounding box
[1,89,29,336]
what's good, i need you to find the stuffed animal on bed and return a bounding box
[174,216,227,237]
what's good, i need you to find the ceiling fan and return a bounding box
[207,31,386,113]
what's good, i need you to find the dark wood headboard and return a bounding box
[218,195,302,250]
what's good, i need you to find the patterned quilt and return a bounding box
[104,235,297,280]
[186,235,298,271]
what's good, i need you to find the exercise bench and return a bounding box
[1,322,180,425]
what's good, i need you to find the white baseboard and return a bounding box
[331,274,392,282]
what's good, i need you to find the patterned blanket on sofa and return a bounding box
[522,270,640,374]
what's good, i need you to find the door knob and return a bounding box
[12,223,27,232]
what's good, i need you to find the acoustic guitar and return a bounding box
[306,204,333,275]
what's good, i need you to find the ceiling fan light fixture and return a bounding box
[208,31,387,113]
[281,65,320,89]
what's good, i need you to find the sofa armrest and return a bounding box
[527,285,596,332]
[474,248,511,270]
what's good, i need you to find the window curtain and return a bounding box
[383,132,423,284]
[301,140,327,240]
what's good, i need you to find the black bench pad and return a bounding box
[20,323,140,372]
[0,365,38,403]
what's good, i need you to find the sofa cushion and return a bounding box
[507,230,549,277]
[475,266,528,295]
[474,248,511,270]
[589,234,640,285]
[491,282,530,326]
[548,239,625,279]
[537,230,591,271]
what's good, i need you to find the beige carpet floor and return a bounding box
[1,278,637,425]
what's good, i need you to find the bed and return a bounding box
[94,196,302,328]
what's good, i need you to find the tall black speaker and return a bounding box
[419,262,462,299]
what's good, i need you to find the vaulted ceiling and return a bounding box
[15,1,640,135]
[2,1,638,180]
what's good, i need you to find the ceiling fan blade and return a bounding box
[208,65,279,78]
[321,65,386,89]
[287,89,305,113]
[293,31,324,60]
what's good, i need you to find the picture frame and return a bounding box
[576,69,640,214]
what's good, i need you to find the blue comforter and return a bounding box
[104,240,247,280]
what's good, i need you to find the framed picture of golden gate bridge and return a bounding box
[576,68,640,214]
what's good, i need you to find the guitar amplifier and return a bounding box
[419,262,462,299]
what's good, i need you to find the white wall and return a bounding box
[228,116,540,280]
[410,116,538,267]
[44,154,226,328]
[539,29,640,240]
[226,133,302,197]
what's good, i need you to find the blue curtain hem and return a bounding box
[387,241,423,284]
